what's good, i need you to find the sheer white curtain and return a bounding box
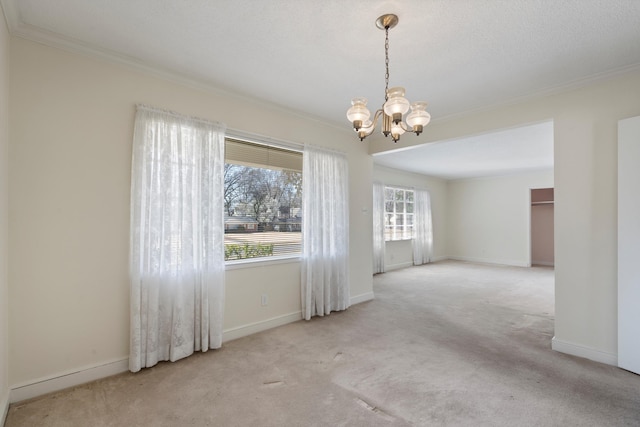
[129,105,226,372]
[301,145,350,320]
[412,188,433,266]
[372,181,386,274]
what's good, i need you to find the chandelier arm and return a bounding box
[356,109,385,141]
[372,108,384,125]
[399,121,413,133]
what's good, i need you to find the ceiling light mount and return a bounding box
[347,14,431,143]
[375,13,398,30]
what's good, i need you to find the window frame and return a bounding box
[223,131,304,265]
[384,186,415,242]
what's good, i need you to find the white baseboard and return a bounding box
[1,391,9,426]
[551,337,618,366]
[222,311,302,342]
[381,257,448,273]
[8,312,306,404]
[223,293,375,342]
[350,291,375,305]
[385,261,413,271]
[447,256,530,268]
[10,358,129,404]
[8,294,375,404]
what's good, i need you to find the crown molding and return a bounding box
[3,7,348,134]
[0,0,18,32]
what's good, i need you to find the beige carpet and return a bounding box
[6,261,640,426]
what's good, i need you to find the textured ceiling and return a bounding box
[3,0,640,178]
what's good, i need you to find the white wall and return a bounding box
[372,164,448,270]
[371,68,640,364]
[0,5,10,421]
[8,38,373,391]
[447,170,554,267]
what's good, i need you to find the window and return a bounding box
[384,187,414,241]
[224,138,302,261]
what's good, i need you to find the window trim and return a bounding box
[224,130,303,266]
[384,185,415,242]
[225,254,301,270]
[226,129,303,154]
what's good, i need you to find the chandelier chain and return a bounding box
[384,27,389,102]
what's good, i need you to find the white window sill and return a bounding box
[225,254,301,270]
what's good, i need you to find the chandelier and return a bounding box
[347,14,431,142]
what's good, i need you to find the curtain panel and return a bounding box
[372,181,386,274]
[301,145,350,320]
[412,188,433,266]
[129,105,226,372]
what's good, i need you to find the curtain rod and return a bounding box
[383,184,414,191]
[225,128,303,153]
[382,183,430,193]
[303,143,348,157]
[136,104,226,130]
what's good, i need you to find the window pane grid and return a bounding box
[384,187,415,242]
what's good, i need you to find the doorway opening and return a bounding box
[530,188,554,267]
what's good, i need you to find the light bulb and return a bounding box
[390,121,405,142]
[346,98,371,131]
[383,87,410,124]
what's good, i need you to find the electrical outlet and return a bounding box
[261,294,268,306]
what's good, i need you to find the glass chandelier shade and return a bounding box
[347,14,430,143]
[391,121,406,140]
[406,102,431,133]
[383,87,411,123]
[346,97,370,131]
